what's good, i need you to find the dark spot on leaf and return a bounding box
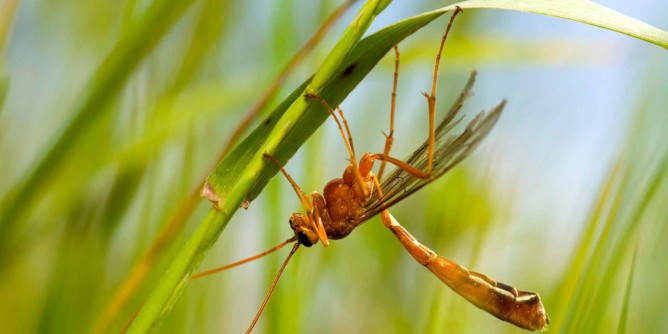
[341,63,356,78]
[263,117,272,125]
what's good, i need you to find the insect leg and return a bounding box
[245,242,301,334]
[371,8,464,180]
[310,196,329,247]
[424,7,463,174]
[264,153,313,213]
[378,45,400,180]
[264,153,331,247]
[306,94,369,195]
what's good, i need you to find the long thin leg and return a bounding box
[370,153,432,179]
[264,154,328,246]
[424,6,463,174]
[370,8,463,181]
[310,199,329,247]
[191,236,297,280]
[305,95,357,162]
[246,242,301,334]
[263,154,312,212]
[378,45,400,180]
[306,94,368,195]
[336,105,356,156]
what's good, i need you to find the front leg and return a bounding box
[311,192,330,247]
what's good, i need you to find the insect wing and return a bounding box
[359,72,505,222]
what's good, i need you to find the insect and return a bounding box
[195,8,549,333]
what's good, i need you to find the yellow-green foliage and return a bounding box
[0,1,666,333]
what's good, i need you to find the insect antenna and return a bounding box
[120,237,299,333]
[191,236,297,280]
[246,241,301,334]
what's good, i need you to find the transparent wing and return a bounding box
[357,71,505,222]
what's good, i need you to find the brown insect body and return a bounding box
[289,154,376,245]
[382,211,549,331]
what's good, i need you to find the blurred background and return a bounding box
[1,0,667,333]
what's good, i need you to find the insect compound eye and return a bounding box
[297,232,313,247]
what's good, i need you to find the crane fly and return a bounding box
[195,8,549,333]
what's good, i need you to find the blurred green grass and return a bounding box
[1,0,667,333]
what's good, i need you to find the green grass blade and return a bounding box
[445,0,668,49]
[547,159,624,327]
[126,209,226,334]
[560,125,668,333]
[168,0,228,94]
[559,162,629,333]
[585,149,668,333]
[308,0,387,92]
[617,243,638,334]
[0,0,199,259]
